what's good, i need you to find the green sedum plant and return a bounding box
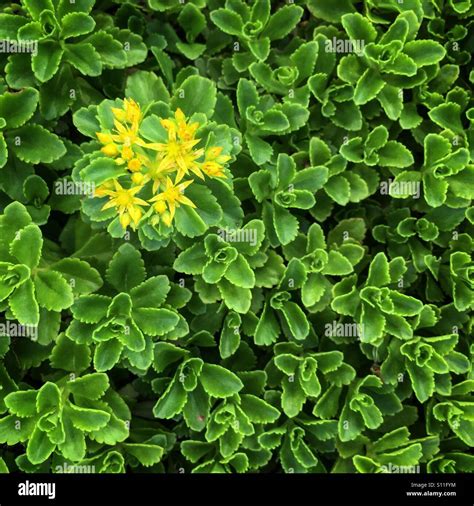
[0,0,472,477]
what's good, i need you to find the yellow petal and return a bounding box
[97,132,114,144]
[101,144,119,157]
[175,108,186,122]
[146,142,166,152]
[133,197,150,207]
[190,165,205,180]
[120,213,131,229]
[101,199,117,211]
[112,108,126,122]
[113,179,124,191]
[206,146,223,159]
[178,179,194,191]
[162,211,172,227]
[168,202,176,221]
[131,172,145,185]
[128,206,142,225]
[121,146,134,160]
[154,201,167,214]
[128,158,142,172]
[178,195,196,208]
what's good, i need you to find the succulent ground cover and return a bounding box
[0,0,472,475]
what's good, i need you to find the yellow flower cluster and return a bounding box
[93,99,231,230]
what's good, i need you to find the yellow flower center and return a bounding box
[115,190,135,206]
[166,141,182,157]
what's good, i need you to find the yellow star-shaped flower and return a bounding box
[149,177,196,225]
[98,179,149,230]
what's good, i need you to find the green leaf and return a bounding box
[105,243,146,292]
[123,443,164,467]
[246,135,273,165]
[64,43,102,76]
[0,88,39,129]
[133,308,179,336]
[68,373,109,400]
[199,363,243,398]
[254,303,280,346]
[8,125,66,164]
[0,134,7,169]
[57,0,95,18]
[378,141,414,168]
[61,12,95,39]
[354,68,385,105]
[59,413,86,462]
[27,427,55,465]
[171,75,217,119]
[22,0,55,20]
[72,106,100,138]
[367,253,391,287]
[32,40,64,82]
[183,383,209,432]
[218,279,252,314]
[153,379,187,419]
[281,376,306,417]
[210,9,243,36]
[34,270,74,311]
[179,3,206,41]
[64,403,110,431]
[324,175,351,206]
[173,243,207,275]
[224,254,255,289]
[50,333,91,372]
[51,258,102,295]
[9,279,39,326]
[219,313,241,359]
[5,390,38,417]
[403,40,445,67]
[360,303,385,342]
[241,394,280,423]
[273,204,299,245]
[174,205,207,238]
[406,362,434,403]
[279,301,309,340]
[389,292,423,316]
[94,339,123,372]
[237,79,259,115]
[262,5,303,40]
[87,31,127,67]
[322,251,353,276]
[378,85,403,120]
[36,382,61,414]
[80,157,124,185]
[341,13,377,43]
[130,275,170,308]
[125,71,170,106]
[9,224,42,269]
[428,102,464,135]
[307,0,355,23]
[71,295,110,323]
[0,14,27,38]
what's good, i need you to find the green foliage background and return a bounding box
[0,0,473,473]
